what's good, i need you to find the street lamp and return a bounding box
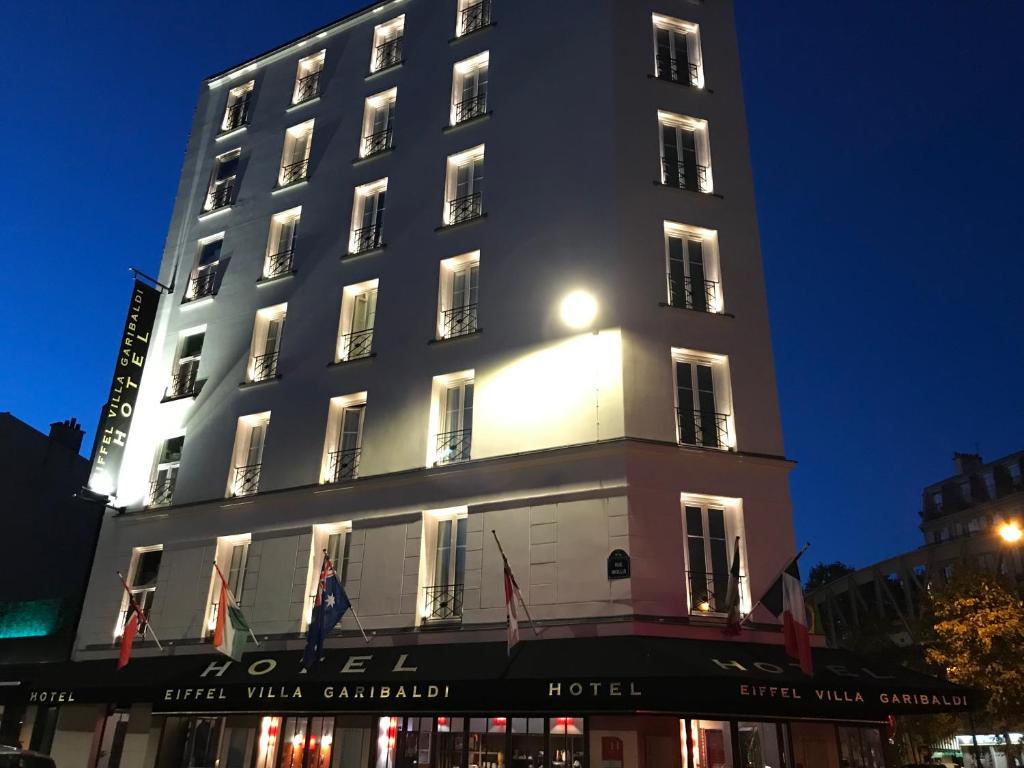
[998,521,1023,544]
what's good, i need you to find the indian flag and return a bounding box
[213,571,252,661]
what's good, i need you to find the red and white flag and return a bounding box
[761,559,813,675]
[116,571,161,669]
[503,558,521,653]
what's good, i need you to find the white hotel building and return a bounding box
[2,2,969,768]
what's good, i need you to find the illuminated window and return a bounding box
[456,0,493,37]
[370,16,404,73]
[432,375,474,465]
[437,252,480,339]
[205,535,250,636]
[664,222,723,314]
[305,522,353,628]
[687,720,733,768]
[221,81,254,132]
[115,546,162,638]
[361,88,396,157]
[450,52,489,125]
[349,179,387,254]
[322,394,366,484]
[336,279,379,361]
[186,234,223,301]
[658,111,713,194]
[247,304,287,383]
[653,15,704,88]
[263,207,300,280]
[166,330,204,399]
[205,150,240,211]
[421,509,468,622]
[681,498,746,615]
[443,146,485,226]
[148,436,184,507]
[278,120,313,187]
[293,50,325,105]
[672,348,734,450]
[228,413,270,497]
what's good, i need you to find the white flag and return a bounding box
[503,561,521,654]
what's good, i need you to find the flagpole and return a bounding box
[492,530,540,637]
[738,542,811,629]
[116,571,163,650]
[320,550,370,644]
[214,561,260,647]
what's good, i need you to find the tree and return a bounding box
[805,561,855,592]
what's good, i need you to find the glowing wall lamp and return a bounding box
[999,521,1023,544]
[559,290,598,330]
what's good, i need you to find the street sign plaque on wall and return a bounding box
[607,549,631,580]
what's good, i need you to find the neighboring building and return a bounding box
[0,2,967,768]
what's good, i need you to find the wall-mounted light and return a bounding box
[559,290,598,330]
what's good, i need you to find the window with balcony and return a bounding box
[186,235,223,301]
[263,207,300,279]
[349,179,387,254]
[658,112,713,194]
[247,304,286,383]
[293,50,325,105]
[652,15,704,88]
[450,52,489,126]
[443,146,485,226]
[370,16,405,73]
[204,150,240,212]
[681,498,746,617]
[278,120,313,187]
[166,331,204,399]
[305,522,352,627]
[116,547,162,637]
[422,510,467,622]
[432,374,474,465]
[205,535,250,636]
[664,222,722,313]
[673,349,734,450]
[322,394,367,484]
[228,413,270,497]
[456,0,493,37]
[148,436,183,507]
[337,280,378,362]
[221,81,254,133]
[437,252,480,340]
[360,88,397,158]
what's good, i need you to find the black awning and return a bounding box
[6,635,971,720]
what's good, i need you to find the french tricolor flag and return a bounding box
[761,558,813,676]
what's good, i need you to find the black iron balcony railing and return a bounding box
[264,248,295,279]
[661,157,708,193]
[294,70,322,103]
[148,477,176,507]
[206,178,236,211]
[351,223,384,253]
[188,269,217,301]
[116,602,151,640]
[362,126,394,157]
[656,54,699,86]
[251,351,280,382]
[422,583,464,621]
[233,463,262,497]
[440,303,478,339]
[459,0,493,35]
[687,570,741,614]
[676,407,730,450]
[339,328,374,361]
[222,96,251,132]
[448,192,483,225]
[165,364,199,399]
[328,448,362,483]
[279,158,309,187]
[374,37,403,71]
[667,273,719,313]
[436,428,472,465]
[453,93,488,124]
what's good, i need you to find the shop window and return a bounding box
[737,722,787,768]
[181,717,224,768]
[687,719,732,768]
[398,718,433,768]
[837,726,884,768]
[375,717,399,768]
[548,717,583,768]
[220,717,260,768]
[468,717,506,768]
[277,717,334,768]
[510,718,545,768]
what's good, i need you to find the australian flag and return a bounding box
[302,555,351,670]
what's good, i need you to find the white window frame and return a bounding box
[657,111,713,194]
[370,16,405,73]
[417,507,469,624]
[220,81,254,134]
[205,150,240,212]
[360,88,397,158]
[651,14,704,88]
[671,347,735,450]
[664,222,723,313]
[148,433,185,507]
[263,207,301,279]
[227,412,271,497]
[437,251,480,339]
[203,534,251,637]
[292,50,325,105]
[320,392,368,484]
[304,521,353,629]
[455,0,492,37]
[350,179,388,253]
[168,327,205,398]
[186,233,224,301]
[113,545,163,639]
[277,120,314,188]
[450,52,490,126]
[428,371,475,466]
[336,279,380,362]
[443,145,485,225]
[247,304,287,383]
[680,494,748,617]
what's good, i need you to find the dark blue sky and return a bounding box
[1,2,1020,567]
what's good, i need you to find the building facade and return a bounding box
[2,2,969,768]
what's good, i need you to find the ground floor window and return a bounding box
[837,726,884,768]
[736,722,787,768]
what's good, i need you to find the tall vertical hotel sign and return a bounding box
[88,280,160,497]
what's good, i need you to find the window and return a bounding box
[422,510,467,621]
[205,150,240,212]
[450,53,489,125]
[683,503,737,614]
[652,15,704,88]
[350,179,387,254]
[148,436,184,507]
[264,207,301,279]
[305,523,353,627]
[432,374,474,465]
[658,111,713,193]
[248,304,287,383]
[737,722,787,768]
[687,720,734,768]
[322,394,367,483]
[336,280,379,361]
[116,547,162,638]
[664,222,722,313]
[443,146,485,226]
[293,51,325,105]
[361,88,397,157]
[278,121,313,187]
[456,0,493,37]
[166,330,204,399]
[221,81,254,133]
[206,536,250,636]
[370,16,404,73]
[228,413,270,497]
[437,252,480,339]
[673,349,734,450]
[187,235,223,300]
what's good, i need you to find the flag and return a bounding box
[117,602,143,669]
[302,555,351,670]
[503,558,521,654]
[761,558,813,675]
[723,537,742,635]
[213,569,252,662]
